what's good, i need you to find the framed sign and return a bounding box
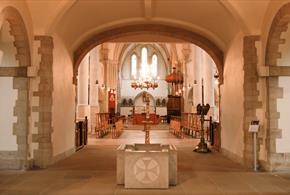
[249,120,259,132]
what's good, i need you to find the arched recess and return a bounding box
[118,43,170,72]
[265,3,290,170]
[0,6,31,169]
[73,24,224,85]
[134,91,155,106]
[0,6,31,67]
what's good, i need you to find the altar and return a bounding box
[132,113,160,125]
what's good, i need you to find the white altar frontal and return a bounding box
[117,143,177,189]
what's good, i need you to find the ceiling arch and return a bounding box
[24,0,272,43]
[51,0,242,51]
[72,24,224,85]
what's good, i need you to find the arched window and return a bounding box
[152,54,158,77]
[131,54,137,77]
[141,47,148,66]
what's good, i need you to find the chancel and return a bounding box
[1,1,290,194]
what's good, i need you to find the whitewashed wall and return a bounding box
[276,29,290,153]
[52,34,75,156]
[220,32,244,159]
[185,45,218,117]
[0,77,18,151]
[276,77,290,153]
[0,20,18,151]
[120,44,168,101]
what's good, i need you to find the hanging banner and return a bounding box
[108,90,115,110]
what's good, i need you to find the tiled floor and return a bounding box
[1,129,290,195]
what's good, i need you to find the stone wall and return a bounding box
[0,6,30,170]
[264,3,290,171]
[32,36,53,168]
[242,36,262,168]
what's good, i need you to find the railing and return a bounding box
[181,112,220,149]
[181,113,202,138]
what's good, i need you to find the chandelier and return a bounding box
[131,61,159,90]
[131,78,158,90]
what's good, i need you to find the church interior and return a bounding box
[1,0,290,194]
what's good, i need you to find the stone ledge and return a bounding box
[0,159,22,170]
[258,66,290,77]
[0,67,27,77]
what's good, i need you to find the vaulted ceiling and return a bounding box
[25,0,272,53]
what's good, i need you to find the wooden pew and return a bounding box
[112,116,124,138]
[169,116,183,138]
[181,113,212,139]
[95,113,110,138]
[181,113,190,135]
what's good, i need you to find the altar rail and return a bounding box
[95,113,110,138]
[169,116,183,138]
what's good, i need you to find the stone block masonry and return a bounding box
[243,36,262,168]
[32,36,54,168]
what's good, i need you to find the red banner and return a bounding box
[108,91,115,109]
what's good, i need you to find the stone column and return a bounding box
[99,44,109,112]
[193,47,202,107]
[203,52,214,107]
[77,55,89,105]
[32,36,54,168]
[77,54,89,120]
[182,44,191,112]
[89,48,99,132]
[243,36,262,168]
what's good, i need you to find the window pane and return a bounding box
[141,47,147,66]
[152,54,158,77]
[131,54,137,77]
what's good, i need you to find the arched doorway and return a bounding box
[74,37,221,151]
[0,6,31,169]
[265,3,290,171]
[72,24,224,85]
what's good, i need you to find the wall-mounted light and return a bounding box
[214,71,219,85]
[214,71,219,79]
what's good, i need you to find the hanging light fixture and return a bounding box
[131,61,159,90]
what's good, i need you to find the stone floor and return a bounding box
[1,130,290,195]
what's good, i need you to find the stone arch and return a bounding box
[118,43,169,80]
[118,43,170,73]
[0,6,31,67]
[73,24,224,84]
[265,3,290,170]
[0,6,31,169]
[134,91,155,106]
